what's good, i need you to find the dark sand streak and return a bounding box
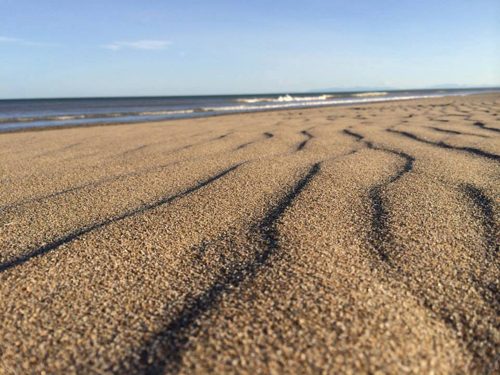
[0,165,241,273]
[428,127,490,138]
[296,130,313,151]
[235,132,274,151]
[462,185,498,260]
[473,121,500,134]
[117,163,321,375]
[342,128,415,262]
[366,147,414,263]
[0,134,245,212]
[387,129,500,162]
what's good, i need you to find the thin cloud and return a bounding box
[0,36,57,47]
[102,40,171,51]
[0,36,20,43]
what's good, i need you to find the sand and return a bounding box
[0,94,498,374]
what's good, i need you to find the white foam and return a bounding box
[207,94,444,113]
[353,92,388,97]
[139,109,195,116]
[237,94,335,103]
[53,115,87,120]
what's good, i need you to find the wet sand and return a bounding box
[0,94,499,374]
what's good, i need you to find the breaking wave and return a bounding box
[353,92,388,97]
[206,95,443,113]
[237,94,335,103]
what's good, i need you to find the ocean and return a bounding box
[0,88,497,132]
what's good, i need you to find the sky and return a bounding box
[0,0,499,99]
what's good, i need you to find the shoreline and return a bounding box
[1,92,496,135]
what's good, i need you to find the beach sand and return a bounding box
[0,94,499,374]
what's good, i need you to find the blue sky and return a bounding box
[1,0,499,98]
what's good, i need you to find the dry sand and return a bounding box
[0,94,499,374]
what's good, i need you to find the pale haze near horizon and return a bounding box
[0,0,499,99]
